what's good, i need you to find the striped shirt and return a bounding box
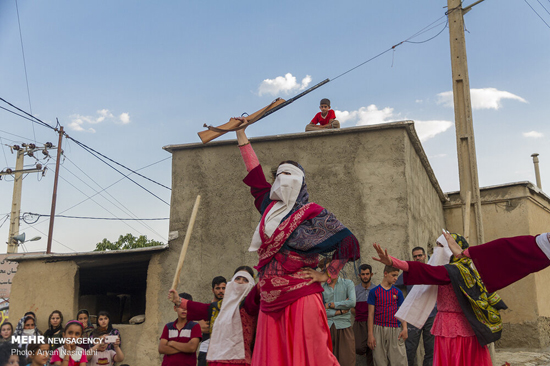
[367,284,404,328]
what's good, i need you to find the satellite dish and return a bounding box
[11,233,25,243]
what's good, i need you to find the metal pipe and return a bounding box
[532,153,542,189]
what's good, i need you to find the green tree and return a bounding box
[94,233,164,251]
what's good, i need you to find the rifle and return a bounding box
[198,78,330,144]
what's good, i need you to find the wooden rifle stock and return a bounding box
[198,98,286,144]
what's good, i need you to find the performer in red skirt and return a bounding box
[373,233,507,366]
[233,118,360,366]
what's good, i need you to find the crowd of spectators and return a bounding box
[0,309,125,366]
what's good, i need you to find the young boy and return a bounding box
[306,98,340,131]
[88,333,124,366]
[367,265,407,366]
[159,292,202,366]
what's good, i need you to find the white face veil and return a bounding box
[395,234,453,329]
[249,163,304,252]
[206,271,255,362]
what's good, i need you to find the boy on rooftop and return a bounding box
[367,265,408,366]
[306,98,340,131]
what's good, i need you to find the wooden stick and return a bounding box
[171,195,201,292]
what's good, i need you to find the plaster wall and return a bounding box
[9,260,79,331]
[166,124,446,301]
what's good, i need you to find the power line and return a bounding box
[67,138,170,205]
[331,14,449,81]
[0,98,171,204]
[524,0,550,28]
[28,225,77,252]
[62,157,167,240]
[23,213,168,221]
[19,157,171,233]
[14,0,36,142]
[57,173,148,237]
[66,136,171,191]
[0,128,37,142]
[535,0,550,15]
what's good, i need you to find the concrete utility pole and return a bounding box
[447,0,486,245]
[1,144,47,253]
[7,150,24,254]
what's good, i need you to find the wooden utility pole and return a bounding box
[447,0,485,245]
[46,126,64,254]
[7,150,24,254]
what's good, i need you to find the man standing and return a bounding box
[197,276,226,366]
[321,260,356,366]
[405,247,435,366]
[353,264,375,366]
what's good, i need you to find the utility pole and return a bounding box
[1,144,49,253]
[46,126,64,254]
[7,149,24,254]
[447,0,486,245]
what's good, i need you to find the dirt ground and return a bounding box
[495,348,550,366]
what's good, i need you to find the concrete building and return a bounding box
[7,121,550,365]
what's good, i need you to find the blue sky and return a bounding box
[1,0,549,253]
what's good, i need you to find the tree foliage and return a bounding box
[94,233,164,251]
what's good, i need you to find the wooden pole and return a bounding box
[171,195,201,292]
[46,126,64,254]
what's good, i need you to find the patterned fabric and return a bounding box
[367,285,404,328]
[445,233,507,346]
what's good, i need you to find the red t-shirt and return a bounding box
[160,320,202,366]
[310,109,336,125]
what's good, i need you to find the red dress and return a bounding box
[403,262,492,366]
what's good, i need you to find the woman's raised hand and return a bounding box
[443,230,463,258]
[234,117,250,146]
[372,243,393,266]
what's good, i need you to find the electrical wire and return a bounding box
[331,13,450,81]
[24,213,168,221]
[0,98,171,205]
[61,159,167,240]
[28,225,77,252]
[65,136,171,191]
[0,137,9,167]
[535,0,550,15]
[19,157,171,234]
[524,0,550,28]
[0,129,37,142]
[14,0,36,143]
[67,138,170,205]
[57,173,148,237]
[0,215,9,229]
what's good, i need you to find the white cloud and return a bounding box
[523,131,544,138]
[335,104,453,142]
[437,88,527,110]
[68,109,130,132]
[415,99,423,103]
[258,73,312,96]
[414,120,453,141]
[119,113,131,124]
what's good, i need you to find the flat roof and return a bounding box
[164,121,449,202]
[446,181,550,205]
[8,244,168,263]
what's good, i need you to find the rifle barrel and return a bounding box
[257,78,331,122]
